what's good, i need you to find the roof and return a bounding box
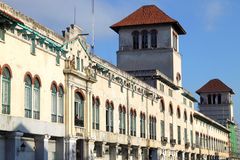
[196,79,234,94]
[0,9,24,24]
[110,5,186,34]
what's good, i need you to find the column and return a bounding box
[182,152,185,160]
[6,131,23,160]
[86,139,95,160]
[65,137,76,160]
[137,146,142,160]
[35,134,51,160]
[101,142,107,158]
[56,137,65,160]
[109,143,117,160]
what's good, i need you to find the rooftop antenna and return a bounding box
[91,0,95,54]
[74,6,76,25]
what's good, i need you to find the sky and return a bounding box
[2,0,240,123]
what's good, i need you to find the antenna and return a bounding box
[74,6,76,25]
[91,0,95,54]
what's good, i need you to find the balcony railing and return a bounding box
[2,104,10,114]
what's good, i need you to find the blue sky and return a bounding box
[3,0,240,123]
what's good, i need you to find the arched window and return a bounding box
[160,99,165,112]
[213,94,216,104]
[106,101,114,132]
[92,96,100,130]
[75,92,84,127]
[130,109,136,136]
[51,84,57,122]
[140,112,145,138]
[33,79,40,119]
[58,86,64,123]
[169,103,173,116]
[2,67,11,114]
[177,107,181,119]
[184,111,187,122]
[132,31,139,49]
[200,97,204,104]
[218,94,221,104]
[150,30,157,48]
[142,30,148,49]
[190,114,193,124]
[207,95,212,104]
[25,75,32,118]
[119,105,126,134]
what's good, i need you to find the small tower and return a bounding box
[196,79,234,126]
[111,5,186,87]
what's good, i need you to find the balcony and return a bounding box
[185,142,190,149]
[170,139,176,147]
[75,126,86,138]
[161,136,168,146]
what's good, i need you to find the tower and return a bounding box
[196,79,234,126]
[111,5,186,87]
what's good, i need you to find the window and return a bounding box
[159,83,164,92]
[149,116,156,140]
[58,86,64,123]
[190,130,193,145]
[196,132,199,146]
[213,94,216,104]
[150,30,157,48]
[130,109,136,136]
[173,32,178,51]
[218,94,221,104]
[75,92,84,127]
[190,114,193,124]
[106,101,114,132]
[183,97,186,105]
[77,52,80,71]
[132,31,139,49]
[169,123,173,140]
[0,28,5,41]
[119,105,126,134]
[140,113,145,138]
[160,99,165,112]
[184,128,188,143]
[142,30,148,49]
[161,120,165,137]
[177,107,181,119]
[33,79,40,119]
[31,38,36,55]
[2,67,11,114]
[177,126,181,145]
[208,95,212,104]
[169,103,173,116]
[92,97,100,129]
[168,89,173,97]
[25,75,32,118]
[184,111,187,122]
[51,84,57,122]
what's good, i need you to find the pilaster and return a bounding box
[35,134,51,160]
[6,131,23,160]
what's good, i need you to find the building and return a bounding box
[197,79,240,159]
[0,2,230,160]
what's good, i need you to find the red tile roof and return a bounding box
[110,5,186,34]
[196,79,234,94]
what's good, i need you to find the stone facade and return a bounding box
[0,2,230,160]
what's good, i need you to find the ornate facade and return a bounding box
[0,2,230,160]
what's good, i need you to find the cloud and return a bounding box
[203,1,226,31]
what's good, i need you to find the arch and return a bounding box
[106,99,110,106]
[1,64,12,78]
[58,83,64,93]
[24,71,33,84]
[176,72,181,81]
[122,105,126,113]
[110,101,114,109]
[190,113,193,124]
[75,89,85,101]
[141,30,148,49]
[160,98,165,112]
[119,104,122,111]
[150,29,157,48]
[132,30,139,49]
[50,81,58,91]
[177,106,181,119]
[92,95,96,104]
[96,96,100,105]
[169,102,173,116]
[33,74,42,87]
[184,110,187,122]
